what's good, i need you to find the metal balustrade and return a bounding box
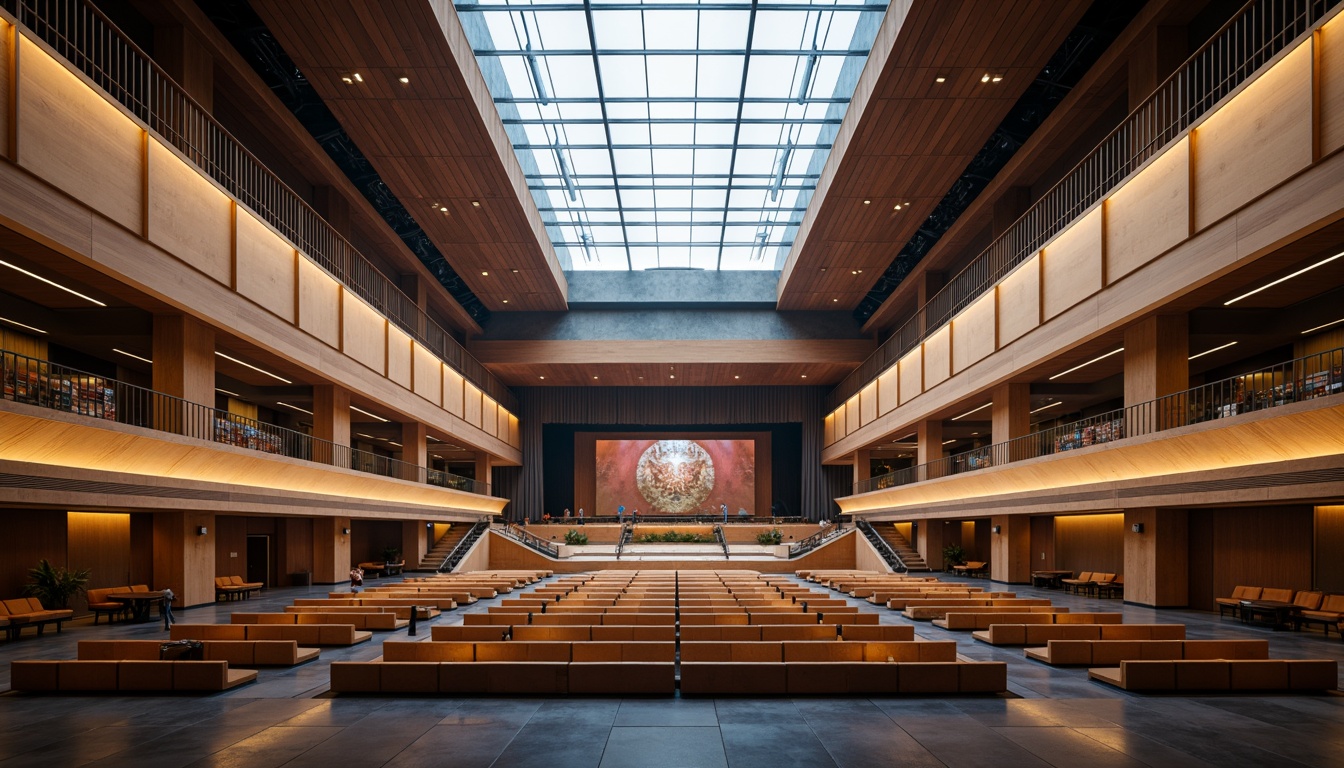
[494,523,561,557]
[3,0,517,413]
[788,522,847,558]
[1,349,488,495]
[854,346,1344,495]
[828,0,1338,412]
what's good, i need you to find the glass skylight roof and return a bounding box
[454,0,888,271]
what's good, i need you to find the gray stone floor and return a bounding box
[2,572,1342,767]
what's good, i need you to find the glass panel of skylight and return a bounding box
[454,0,887,271]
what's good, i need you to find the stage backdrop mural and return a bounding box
[596,439,756,516]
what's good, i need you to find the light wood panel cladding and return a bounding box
[412,343,441,405]
[1030,515,1055,570]
[996,256,1041,347]
[481,395,499,439]
[146,141,231,286]
[67,513,132,599]
[385,324,412,388]
[0,20,9,159]
[214,515,247,578]
[1186,505,1313,612]
[313,516,351,585]
[16,38,143,234]
[341,293,386,374]
[922,327,951,389]
[833,403,848,439]
[152,314,214,407]
[859,381,878,427]
[0,510,66,604]
[877,367,898,417]
[464,382,483,430]
[1123,315,1189,407]
[990,514,1031,584]
[1124,507,1188,607]
[508,414,520,449]
[234,209,297,323]
[1193,41,1314,231]
[951,291,996,374]
[1041,207,1103,321]
[470,339,873,367]
[845,394,860,436]
[443,367,465,418]
[825,413,837,446]
[1053,512,1123,577]
[297,258,341,348]
[284,517,314,576]
[497,400,510,441]
[898,350,922,405]
[1315,505,1344,593]
[153,510,214,607]
[1105,137,1190,281]
[1323,14,1344,156]
[0,328,47,359]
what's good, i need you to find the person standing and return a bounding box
[563,508,572,520]
[617,504,625,524]
[349,565,364,593]
[577,507,585,526]
[720,502,728,524]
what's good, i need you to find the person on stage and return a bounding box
[617,504,625,523]
[720,502,728,524]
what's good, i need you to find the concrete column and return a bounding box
[916,420,943,479]
[400,421,428,482]
[916,518,945,571]
[1123,508,1189,607]
[990,514,1031,584]
[313,517,352,585]
[991,382,1030,462]
[152,510,215,608]
[311,385,350,465]
[1124,315,1189,435]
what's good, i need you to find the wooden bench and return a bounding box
[229,612,407,631]
[284,605,437,621]
[10,659,256,691]
[905,605,1066,621]
[680,661,1008,695]
[680,640,955,663]
[1,597,74,639]
[330,660,673,695]
[1024,639,1270,666]
[77,639,320,666]
[170,623,372,646]
[214,576,263,601]
[972,623,1187,646]
[1297,593,1344,635]
[1087,659,1338,692]
[298,596,458,612]
[935,611,1122,631]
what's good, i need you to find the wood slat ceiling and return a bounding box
[485,363,861,388]
[776,0,1093,310]
[250,0,568,313]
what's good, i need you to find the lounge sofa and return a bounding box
[1,597,74,639]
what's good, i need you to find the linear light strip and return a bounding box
[1224,251,1344,305]
[214,352,292,384]
[0,260,107,307]
[113,348,152,364]
[1302,317,1344,335]
[0,316,47,334]
[1048,348,1124,380]
[215,388,241,398]
[1188,341,1238,360]
[275,402,313,415]
[350,405,390,423]
[950,402,992,421]
[1030,401,1062,414]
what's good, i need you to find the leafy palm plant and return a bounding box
[24,559,90,609]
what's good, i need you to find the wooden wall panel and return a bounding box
[1040,207,1103,321]
[859,381,878,426]
[834,403,847,438]
[0,20,9,159]
[824,413,836,445]
[951,291,996,374]
[1105,137,1190,282]
[497,404,511,440]
[0,510,66,605]
[341,292,386,374]
[214,515,248,578]
[923,327,952,389]
[1186,505,1313,611]
[508,413,520,449]
[997,255,1040,346]
[17,38,143,233]
[1053,512,1123,578]
[412,343,441,405]
[235,210,297,322]
[898,349,922,405]
[464,381,483,429]
[1123,507,1188,607]
[146,142,232,286]
[1315,505,1344,593]
[283,517,314,576]
[1030,515,1055,570]
[845,394,861,435]
[443,367,465,418]
[67,512,131,612]
[297,258,341,348]
[1193,42,1314,230]
[1323,14,1344,156]
[876,366,898,417]
[481,394,499,438]
[386,325,412,388]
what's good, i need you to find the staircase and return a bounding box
[416,524,473,570]
[871,523,930,571]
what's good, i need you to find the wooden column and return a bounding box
[474,454,494,494]
[313,516,352,585]
[401,520,427,570]
[312,385,350,465]
[916,518,945,571]
[152,314,215,404]
[991,382,1030,461]
[852,449,871,488]
[400,421,428,481]
[152,510,214,608]
[1124,315,1189,435]
[1124,508,1189,607]
[916,420,943,479]
[990,514,1031,584]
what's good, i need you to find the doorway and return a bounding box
[246,535,270,587]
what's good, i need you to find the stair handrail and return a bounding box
[712,525,730,559]
[437,518,490,572]
[856,519,908,573]
[788,522,848,558]
[493,521,560,558]
[614,523,633,559]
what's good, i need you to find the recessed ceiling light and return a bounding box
[1188,341,1238,360]
[387,441,402,447]
[981,74,991,83]
[0,316,47,334]
[801,374,808,378]
[1030,401,1062,414]
[0,260,107,306]
[1048,348,1124,380]
[1302,317,1344,334]
[113,348,152,364]
[592,375,598,379]
[512,269,519,273]
[341,76,353,84]
[670,374,675,379]
[502,299,509,304]
[734,375,740,379]
[539,375,545,380]
[863,200,871,205]
[356,433,376,439]
[971,432,979,436]
[398,76,410,84]
[471,200,481,207]
[935,76,946,83]
[951,402,992,421]
[481,271,489,276]
[215,352,292,384]
[991,74,1003,83]
[833,298,839,302]
[350,405,389,422]
[352,73,363,83]
[1224,250,1344,305]
[215,388,241,398]
[276,402,313,415]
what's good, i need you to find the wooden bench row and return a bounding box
[229,612,408,631]
[1088,659,1337,691]
[170,623,371,646]
[892,597,1051,611]
[78,639,319,667]
[682,661,1008,695]
[383,640,956,664]
[284,605,438,621]
[905,605,1066,621]
[1024,639,1269,666]
[10,660,256,692]
[306,596,460,611]
[432,624,674,642]
[972,623,1186,646]
[462,610,878,626]
[934,611,1123,631]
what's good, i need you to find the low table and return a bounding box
[106,591,168,624]
[1031,570,1073,589]
[1239,599,1301,630]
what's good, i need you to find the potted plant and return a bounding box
[564,529,589,546]
[756,528,783,546]
[382,545,402,566]
[942,544,966,571]
[24,558,90,610]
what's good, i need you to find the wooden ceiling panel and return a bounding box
[486,362,861,389]
[778,0,1091,311]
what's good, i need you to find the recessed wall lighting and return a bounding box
[1224,250,1344,305]
[350,405,389,423]
[276,402,313,415]
[0,316,47,334]
[215,352,292,384]
[113,348,152,364]
[1188,341,1238,360]
[1048,348,1124,380]
[0,260,106,306]
[1302,317,1344,334]
[1030,401,1062,414]
[951,402,992,421]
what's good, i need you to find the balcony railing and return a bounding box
[2,0,517,413]
[1,349,489,495]
[828,0,1338,412]
[494,523,560,558]
[854,346,1344,495]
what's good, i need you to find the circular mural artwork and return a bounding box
[635,440,715,514]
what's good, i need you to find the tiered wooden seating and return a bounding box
[78,639,320,666]
[10,660,256,691]
[284,604,437,621]
[1,597,74,638]
[935,611,1122,631]
[904,604,1066,621]
[1088,659,1338,692]
[170,623,371,646]
[972,623,1186,646]
[1024,639,1269,666]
